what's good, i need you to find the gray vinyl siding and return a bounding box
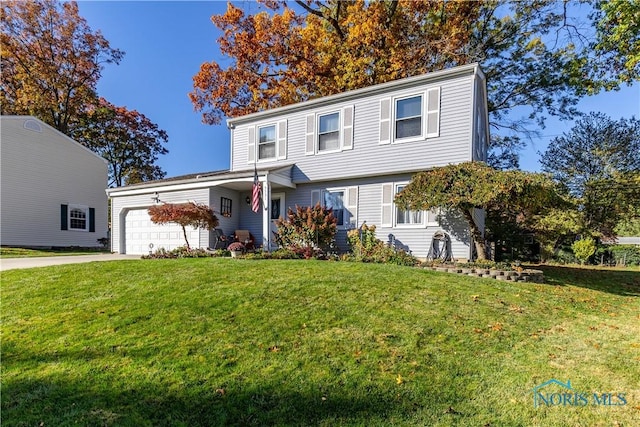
[251,174,473,260]
[230,72,476,183]
[0,116,108,248]
[209,187,240,245]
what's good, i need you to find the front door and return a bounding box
[270,193,285,247]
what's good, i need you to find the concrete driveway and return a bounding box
[0,253,141,271]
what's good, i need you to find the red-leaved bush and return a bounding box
[148,202,218,249]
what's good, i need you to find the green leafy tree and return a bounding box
[591,0,640,89]
[615,217,640,237]
[1,1,168,186]
[395,162,560,260]
[529,208,583,262]
[540,112,640,238]
[148,203,218,250]
[191,0,638,168]
[572,237,597,265]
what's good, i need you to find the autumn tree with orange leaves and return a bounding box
[0,0,123,134]
[1,0,168,187]
[148,203,219,250]
[191,0,639,169]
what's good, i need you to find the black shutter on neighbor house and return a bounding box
[61,204,68,230]
[89,208,95,232]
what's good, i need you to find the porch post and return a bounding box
[262,177,271,251]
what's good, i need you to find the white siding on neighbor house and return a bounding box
[230,71,476,183]
[0,116,108,247]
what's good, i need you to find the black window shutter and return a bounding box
[61,204,68,230]
[89,208,95,232]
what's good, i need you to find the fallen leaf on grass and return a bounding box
[396,374,404,385]
[490,323,503,331]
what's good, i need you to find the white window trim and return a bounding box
[390,87,440,144]
[392,93,424,144]
[68,204,89,232]
[316,110,343,155]
[312,187,358,230]
[323,187,347,228]
[257,124,277,161]
[393,183,425,228]
[426,208,441,227]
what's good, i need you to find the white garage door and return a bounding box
[124,208,200,255]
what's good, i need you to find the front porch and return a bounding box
[106,165,296,255]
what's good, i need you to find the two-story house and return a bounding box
[106,63,489,258]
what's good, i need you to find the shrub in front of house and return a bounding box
[228,242,246,252]
[346,225,417,266]
[142,246,214,259]
[273,203,338,258]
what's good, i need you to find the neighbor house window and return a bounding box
[395,185,422,225]
[318,112,340,152]
[324,190,344,226]
[258,125,276,160]
[69,206,88,230]
[220,197,232,218]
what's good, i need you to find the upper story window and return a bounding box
[258,125,276,160]
[379,87,440,144]
[247,120,287,164]
[318,112,340,152]
[305,106,354,155]
[395,96,422,140]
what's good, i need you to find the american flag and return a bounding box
[251,164,261,213]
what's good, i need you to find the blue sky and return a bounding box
[77,1,639,177]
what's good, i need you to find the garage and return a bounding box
[123,208,200,255]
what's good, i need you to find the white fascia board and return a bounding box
[106,177,253,197]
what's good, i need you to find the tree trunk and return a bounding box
[181,225,191,250]
[462,208,487,260]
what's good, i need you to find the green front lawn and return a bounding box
[2,260,639,426]
[0,247,108,258]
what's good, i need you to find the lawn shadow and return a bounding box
[2,375,419,426]
[537,265,640,297]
